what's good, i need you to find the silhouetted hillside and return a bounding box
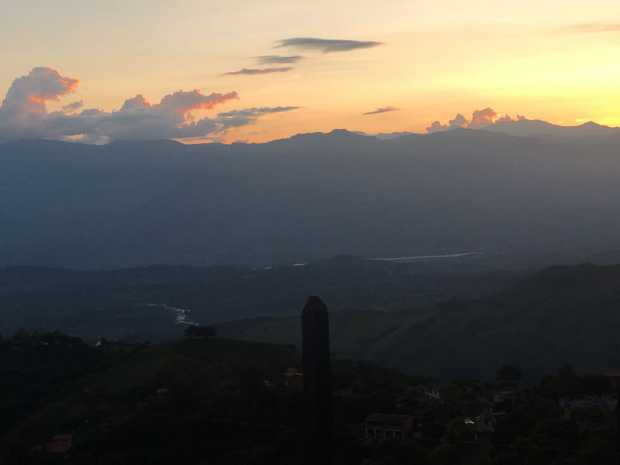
[0,334,419,465]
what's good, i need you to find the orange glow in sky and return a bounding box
[2,0,620,142]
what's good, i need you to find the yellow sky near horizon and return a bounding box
[1,0,620,142]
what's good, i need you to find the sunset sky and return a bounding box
[2,0,620,142]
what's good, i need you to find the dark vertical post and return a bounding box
[302,296,332,465]
[617,387,620,465]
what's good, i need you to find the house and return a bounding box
[364,413,415,442]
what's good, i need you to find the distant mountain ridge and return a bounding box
[2,126,620,268]
[372,119,620,141]
[481,119,620,139]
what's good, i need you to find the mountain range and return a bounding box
[2,120,620,269]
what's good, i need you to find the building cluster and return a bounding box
[358,370,620,449]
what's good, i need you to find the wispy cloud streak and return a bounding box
[277,37,382,53]
[363,106,399,116]
[256,55,304,65]
[223,67,293,76]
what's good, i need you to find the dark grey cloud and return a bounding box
[363,106,399,116]
[223,67,293,76]
[0,67,298,143]
[564,23,620,34]
[256,55,304,65]
[276,37,383,53]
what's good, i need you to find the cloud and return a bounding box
[62,100,83,113]
[426,113,469,133]
[426,109,527,134]
[0,67,79,120]
[426,121,448,133]
[223,67,293,76]
[469,108,497,129]
[0,67,297,143]
[216,106,300,128]
[363,106,399,116]
[256,55,304,65]
[448,113,468,128]
[120,94,150,111]
[496,114,514,123]
[563,23,620,34]
[276,37,382,53]
[158,89,238,113]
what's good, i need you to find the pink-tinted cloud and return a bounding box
[0,67,294,143]
[1,67,79,118]
[158,90,238,114]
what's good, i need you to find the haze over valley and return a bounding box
[2,121,620,270]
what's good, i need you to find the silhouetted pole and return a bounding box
[302,296,333,465]
[617,387,620,465]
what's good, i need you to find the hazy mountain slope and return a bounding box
[372,264,620,380]
[220,264,620,380]
[2,129,620,268]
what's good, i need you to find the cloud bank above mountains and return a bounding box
[0,67,298,143]
[426,108,526,133]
